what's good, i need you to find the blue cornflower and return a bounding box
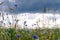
[9,22,11,25]
[24,21,28,26]
[24,21,26,25]
[34,24,36,25]
[16,34,21,38]
[32,35,38,39]
[25,24,27,26]
[32,24,36,26]
[15,4,18,8]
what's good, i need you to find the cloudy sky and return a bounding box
[0,0,60,13]
[0,0,60,28]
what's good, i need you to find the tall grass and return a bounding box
[0,28,60,40]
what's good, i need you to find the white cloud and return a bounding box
[0,12,60,29]
[8,0,16,3]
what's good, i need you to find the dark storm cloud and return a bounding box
[13,0,44,13]
[0,0,60,13]
[13,0,60,13]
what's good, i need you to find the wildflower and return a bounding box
[16,34,21,38]
[4,23,5,25]
[25,24,27,26]
[6,13,8,15]
[24,21,26,25]
[24,21,27,26]
[9,22,11,25]
[32,35,38,39]
[34,24,36,25]
[15,4,18,8]
[32,24,36,26]
[15,19,19,23]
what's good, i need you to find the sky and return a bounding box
[0,0,60,13]
[0,0,60,28]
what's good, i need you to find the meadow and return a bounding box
[0,0,60,40]
[0,27,60,40]
[0,13,60,40]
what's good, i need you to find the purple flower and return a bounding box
[23,21,28,26]
[25,24,27,26]
[32,24,36,26]
[16,20,19,22]
[6,13,8,15]
[34,24,36,25]
[15,4,18,8]
[32,35,38,39]
[24,21,26,25]
[16,34,21,38]
[9,22,11,25]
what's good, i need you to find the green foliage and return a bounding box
[0,28,60,40]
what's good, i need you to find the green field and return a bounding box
[0,28,60,40]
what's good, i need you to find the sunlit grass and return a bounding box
[0,27,60,40]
